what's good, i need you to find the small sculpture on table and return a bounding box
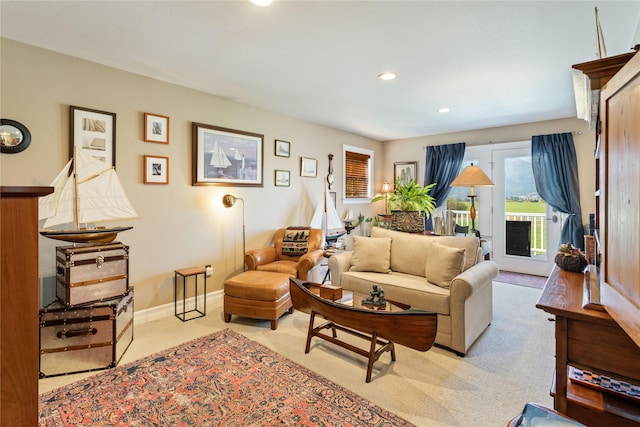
[362,284,386,308]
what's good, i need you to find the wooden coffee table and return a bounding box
[289,278,437,382]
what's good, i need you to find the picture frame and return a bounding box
[70,106,116,166]
[144,155,169,185]
[274,169,290,187]
[192,122,263,186]
[300,157,317,177]
[144,113,169,144]
[274,139,290,157]
[394,161,418,187]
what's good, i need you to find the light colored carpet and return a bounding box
[39,281,555,426]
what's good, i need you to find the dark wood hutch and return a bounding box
[537,51,640,426]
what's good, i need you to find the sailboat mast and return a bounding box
[73,147,81,230]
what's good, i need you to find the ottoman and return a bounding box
[223,270,294,330]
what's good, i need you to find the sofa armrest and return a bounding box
[327,251,353,286]
[450,260,499,299]
[245,247,277,270]
[297,249,325,280]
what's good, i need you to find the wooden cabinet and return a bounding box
[1,186,53,426]
[538,50,640,426]
[537,267,640,426]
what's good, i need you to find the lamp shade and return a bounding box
[381,182,391,193]
[450,164,494,188]
[222,194,239,208]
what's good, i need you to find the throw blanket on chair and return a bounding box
[282,227,310,257]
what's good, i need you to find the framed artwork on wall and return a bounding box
[275,139,290,157]
[275,169,290,187]
[192,122,264,186]
[300,157,317,177]
[144,155,169,185]
[394,161,417,186]
[144,113,169,144]
[70,106,116,166]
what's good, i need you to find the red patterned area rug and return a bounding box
[39,328,413,427]
[495,271,548,289]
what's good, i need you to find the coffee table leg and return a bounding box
[366,331,378,383]
[305,311,316,354]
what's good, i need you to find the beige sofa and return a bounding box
[328,226,499,355]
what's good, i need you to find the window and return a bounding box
[343,144,373,202]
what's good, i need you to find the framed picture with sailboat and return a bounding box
[192,122,264,187]
[70,106,116,167]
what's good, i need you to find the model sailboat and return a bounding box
[39,148,138,244]
[310,184,346,245]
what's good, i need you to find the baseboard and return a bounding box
[134,289,224,326]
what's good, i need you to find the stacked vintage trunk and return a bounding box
[39,242,134,377]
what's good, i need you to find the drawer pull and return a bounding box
[57,327,98,338]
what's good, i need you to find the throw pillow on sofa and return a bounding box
[425,241,465,288]
[349,236,392,273]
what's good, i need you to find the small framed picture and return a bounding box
[300,157,317,177]
[144,113,169,144]
[394,161,417,187]
[275,139,290,157]
[144,155,169,184]
[275,169,290,187]
[70,105,116,166]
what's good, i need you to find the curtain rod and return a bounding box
[422,131,583,149]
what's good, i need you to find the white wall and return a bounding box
[0,38,381,310]
[381,118,596,228]
[1,38,596,313]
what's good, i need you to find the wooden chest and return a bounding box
[56,242,129,307]
[39,289,134,378]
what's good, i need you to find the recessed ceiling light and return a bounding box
[377,72,397,81]
[438,107,451,113]
[250,0,272,6]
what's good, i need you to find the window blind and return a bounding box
[345,151,370,198]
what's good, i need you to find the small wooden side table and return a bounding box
[174,267,207,321]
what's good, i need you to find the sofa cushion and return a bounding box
[339,270,451,315]
[425,242,465,288]
[430,235,480,271]
[371,227,431,277]
[349,236,392,273]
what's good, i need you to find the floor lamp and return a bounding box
[222,194,246,271]
[450,163,494,235]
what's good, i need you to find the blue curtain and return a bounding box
[423,142,466,230]
[531,133,585,249]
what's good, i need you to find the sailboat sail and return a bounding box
[39,148,138,243]
[210,142,232,168]
[310,184,346,239]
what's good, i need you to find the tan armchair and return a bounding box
[244,227,325,280]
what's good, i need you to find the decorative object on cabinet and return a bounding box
[0,118,31,153]
[393,161,417,187]
[222,194,246,271]
[38,147,138,244]
[310,183,346,245]
[70,105,116,166]
[143,155,169,184]
[274,139,290,157]
[274,169,290,187]
[143,112,169,144]
[554,243,588,273]
[449,163,494,235]
[300,156,317,177]
[192,122,263,187]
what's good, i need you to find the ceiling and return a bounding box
[1,1,639,141]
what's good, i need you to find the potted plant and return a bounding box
[371,178,437,232]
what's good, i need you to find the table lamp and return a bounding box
[450,164,494,235]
